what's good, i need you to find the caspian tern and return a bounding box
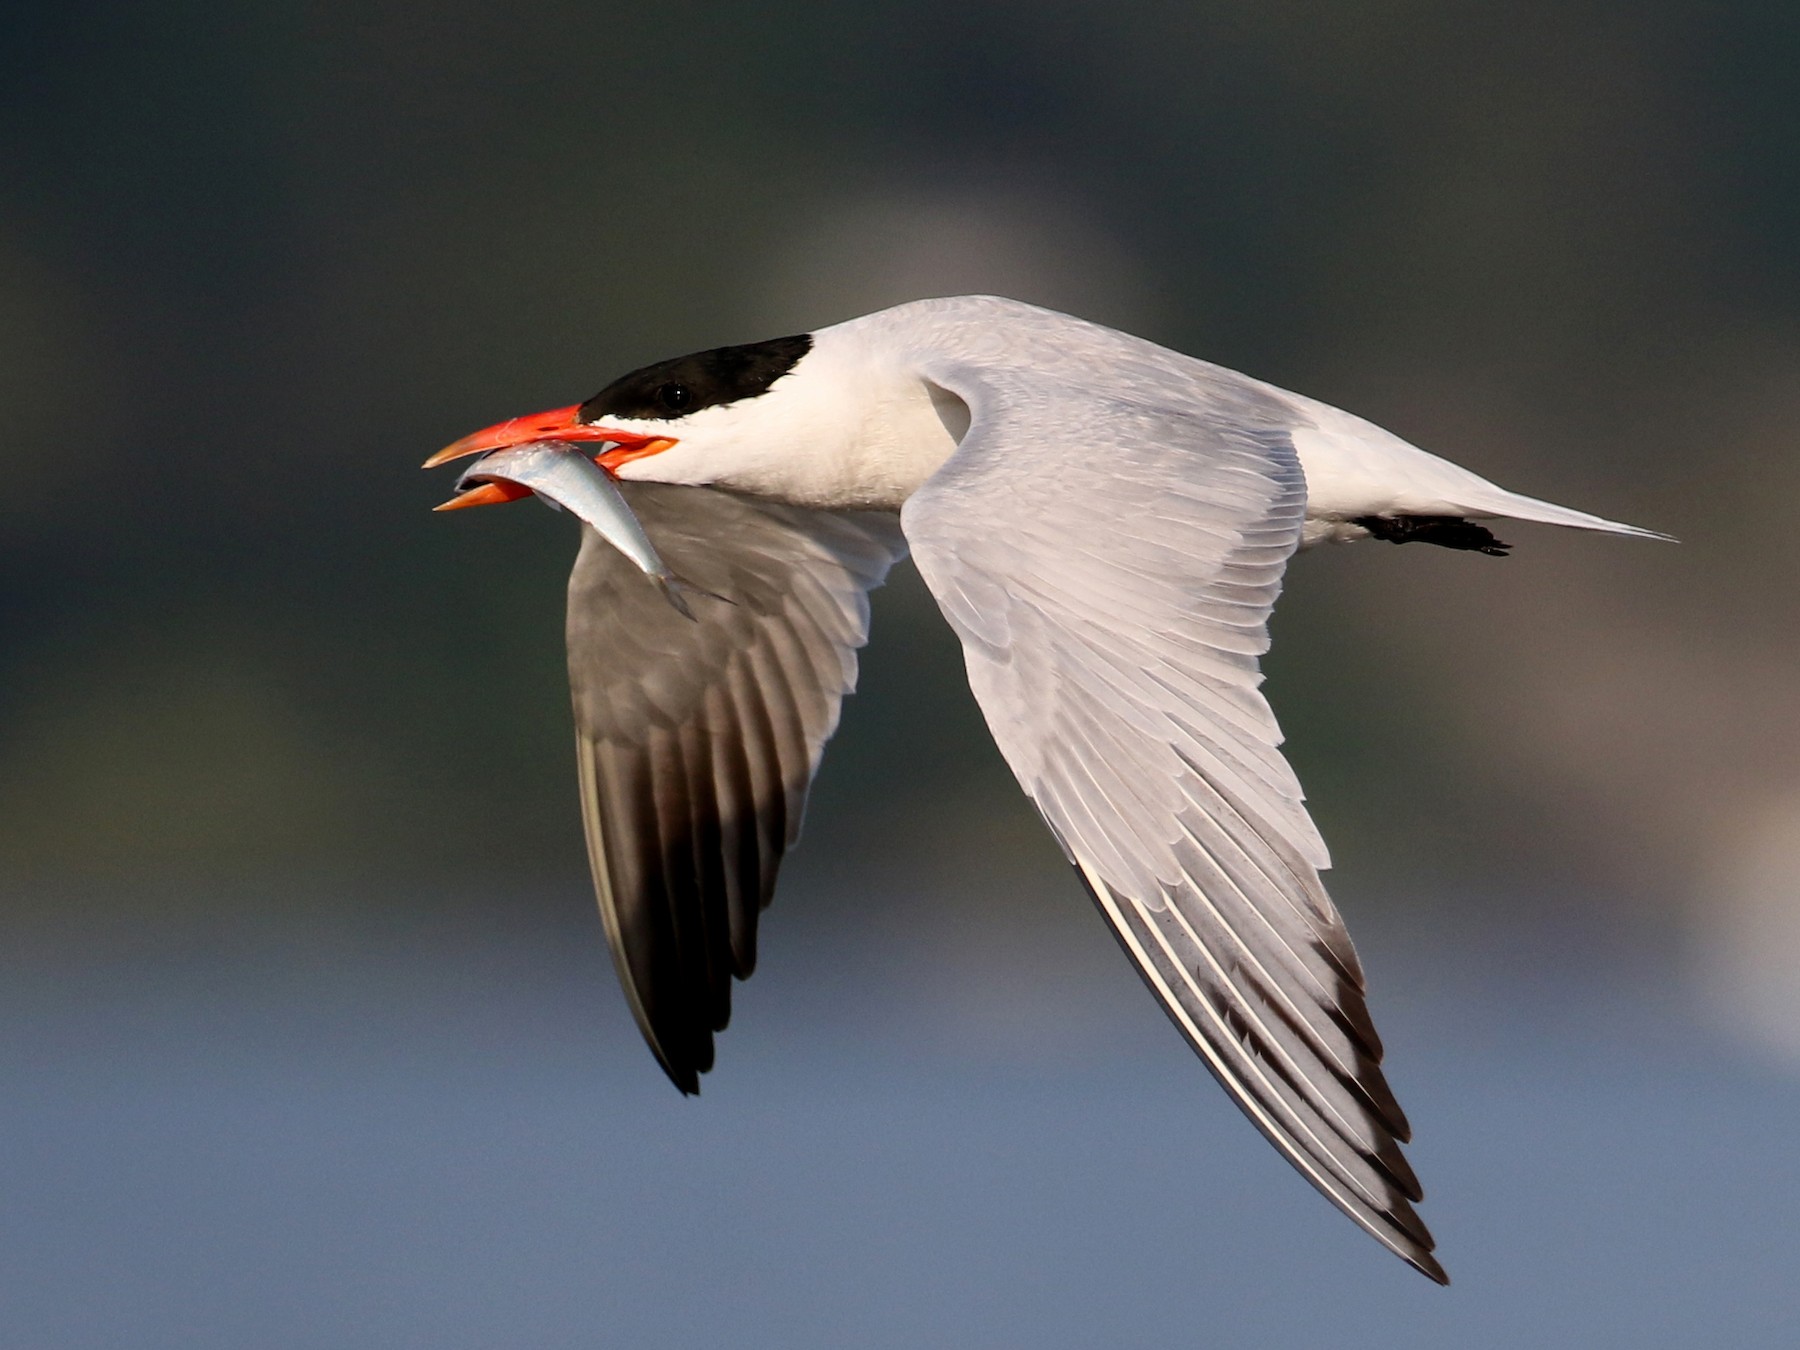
[426,295,1663,1283]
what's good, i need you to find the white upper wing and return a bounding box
[566,482,906,1093]
[902,354,1444,1282]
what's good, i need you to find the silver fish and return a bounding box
[452,443,709,619]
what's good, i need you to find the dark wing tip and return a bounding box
[1374,1191,1446,1284]
[640,1015,709,1096]
[1412,1250,1451,1286]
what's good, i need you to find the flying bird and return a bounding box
[426,295,1662,1283]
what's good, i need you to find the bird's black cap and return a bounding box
[578,334,813,423]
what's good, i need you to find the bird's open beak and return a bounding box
[424,403,679,509]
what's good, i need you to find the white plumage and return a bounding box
[432,295,1663,1285]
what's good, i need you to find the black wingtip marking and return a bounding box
[1352,515,1511,556]
[656,1050,702,1097]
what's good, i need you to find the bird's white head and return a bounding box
[426,321,966,512]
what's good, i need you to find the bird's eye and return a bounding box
[656,382,692,412]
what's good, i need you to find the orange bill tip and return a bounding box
[432,480,534,511]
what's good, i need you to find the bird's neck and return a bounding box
[809,325,971,511]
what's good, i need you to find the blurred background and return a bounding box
[3,1,1799,1344]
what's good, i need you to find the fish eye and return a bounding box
[656,382,692,412]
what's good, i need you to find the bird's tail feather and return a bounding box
[1459,484,1673,541]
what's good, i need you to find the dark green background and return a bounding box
[9,0,1786,897]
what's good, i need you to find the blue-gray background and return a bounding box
[5,3,1800,1345]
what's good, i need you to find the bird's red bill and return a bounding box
[426,404,680,510]
[424,405,679,469]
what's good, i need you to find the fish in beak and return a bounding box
[425,411,701,618]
